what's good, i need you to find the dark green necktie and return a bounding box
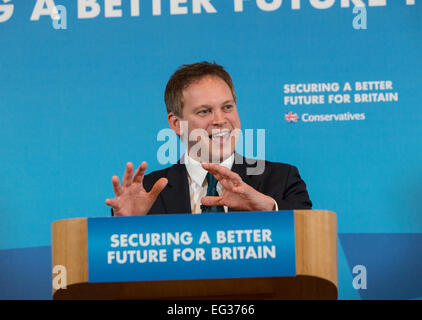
[201,173,225,213]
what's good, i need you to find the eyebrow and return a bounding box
[193,100,235,112]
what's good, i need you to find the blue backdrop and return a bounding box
[1,0,421,299]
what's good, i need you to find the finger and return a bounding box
[148,178,168,200]
[112,176,123,196]
[202,163,224,179]
[105,198,120,210]
[201,195,224,207]
[122,162,134,188]
[231,185,247,196]
[133,161,147,184]
[203,163,243,185]
[202,163,231,179]
[208,171,225,184]
[207,166,225,181]
[218,177,236,191]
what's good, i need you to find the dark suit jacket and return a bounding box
[112,154,312,216]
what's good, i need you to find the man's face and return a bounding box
[178,75,241,162]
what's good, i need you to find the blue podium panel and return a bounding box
[87,211,296,283]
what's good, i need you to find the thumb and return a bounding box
[148,178,168,200]
[201,196,223,207]
[105,198,120,210]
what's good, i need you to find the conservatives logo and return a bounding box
[285,111,366,123]
[285,112,299,123]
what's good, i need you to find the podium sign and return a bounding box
[87,211,296,283]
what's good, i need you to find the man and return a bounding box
[106,62,312,216]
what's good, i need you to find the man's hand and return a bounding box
[105,162,168,216]
[200,163,276,212]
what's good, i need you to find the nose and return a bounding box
[211,109,226,126]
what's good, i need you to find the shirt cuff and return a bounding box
[272,198,279,211]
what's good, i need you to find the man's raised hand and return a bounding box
[105,162,168,216]
[200,163,276,212]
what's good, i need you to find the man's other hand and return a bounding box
[105,162,168,216]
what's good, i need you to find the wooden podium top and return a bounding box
[52,210,337,300]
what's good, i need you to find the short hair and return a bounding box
[164,62,237,117]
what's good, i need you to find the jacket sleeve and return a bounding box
[270,165,312,210]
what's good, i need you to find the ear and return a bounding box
[167,112,182,136]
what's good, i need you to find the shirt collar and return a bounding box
[184,153,235,186]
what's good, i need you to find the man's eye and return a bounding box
[198,109,210,115]
[223,105,233,110]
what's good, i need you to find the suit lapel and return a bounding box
[160,163,192,214]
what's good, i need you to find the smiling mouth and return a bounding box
[209,130,231,141]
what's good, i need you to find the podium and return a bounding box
[52,210,337,300]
